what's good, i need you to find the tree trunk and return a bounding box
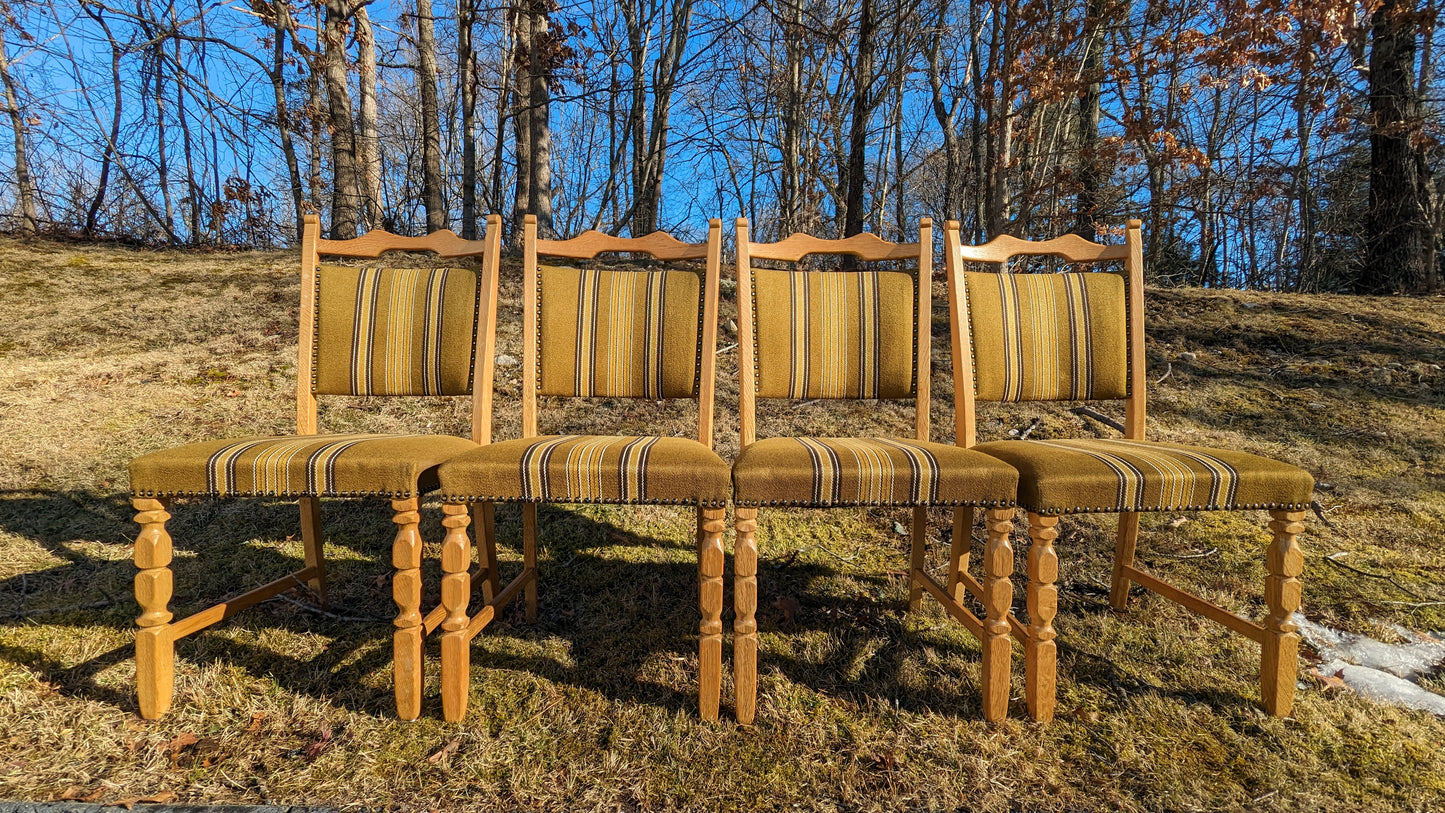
[322,0,360,239]
[511,3,533,240]
[842,0,875,238]
[778,0,804,237]
[0,28,39,233]
[459,0,478,238]
[1072,0,1104,239]
[1362,0,1432,294]
[269,0,305,242]
[355,5,382,232]
[417,0,446,232]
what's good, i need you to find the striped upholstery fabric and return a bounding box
[962,271,1128,402]
[130,433,479,498]
[732,436,1017,507]
[751,268,916,400]
[972,438,1314,514]
[314,264,480,396]
[538,265,703,399]
[437,435,730,506]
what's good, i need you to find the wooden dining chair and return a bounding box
[730,218,1020,725]
[943,218,1314,721]
[128,213,502,720]
[433,215,730,723]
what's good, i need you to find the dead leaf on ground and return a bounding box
[244,712,266,733]
[772,596,800,625]
[426,737,461,764]
[304,728,334,762]
[112,791,178,810]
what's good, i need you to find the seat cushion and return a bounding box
[131,433,478,499]
[438,435,730,506]
[732,437,1017,507]
[972,438,1314,515]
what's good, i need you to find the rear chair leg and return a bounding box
[980,508,1015,722]
[390,497,424,721]
[697,506,726,721]
[472,502,500,604]
[907,506,927,613]
[948,506,975,602]
[1025,512,1059,722]
[1262,509,1306,716]
[299,496,328,606]
[522,503,539,622]
[1110,512,1140,611]
[133,497,174,719]
[440,503,473,722]
[733,507,759,725]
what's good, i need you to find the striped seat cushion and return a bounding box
[962,271,1128,401]
[314,265,480,396]
[751,268,916,399]
[538,265,703,399]
[130,433,478,498]
[438,435,730,506]
[972,438,1314,514]
[732,437,1017,507]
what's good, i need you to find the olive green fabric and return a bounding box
[732,436,1017,507]
[538,265,703,399]
[130,433,479,498]
[314,264,480,396]
[751,268,916,400]
[438,435,730,506]
[972,438,1313,515]
[962,271,1128,402]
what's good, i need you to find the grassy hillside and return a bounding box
[0,235,1442,811]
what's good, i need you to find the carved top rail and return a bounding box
[536,229,708,261]
[953,231,1128,265]
[313,226,493,259]
[744,225,924,263]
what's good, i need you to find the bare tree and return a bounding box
[416,0,445,232]
[0,25,38,232]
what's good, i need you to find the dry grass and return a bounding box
[0,234,1443,811]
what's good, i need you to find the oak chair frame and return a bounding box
[943,218,1307,721]
[733,217,1018,724]
[436,215,726,722]
[133,213,502,721]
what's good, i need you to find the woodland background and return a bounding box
[0,0,1442,295]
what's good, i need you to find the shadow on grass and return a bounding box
[0,490,1271,722]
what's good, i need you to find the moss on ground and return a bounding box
[0,236,1442,811]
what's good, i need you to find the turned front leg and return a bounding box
[980,507,1014,722]
[133,497,174,719]
[1262,509,1306,716]
[440,503,473,722]
[1025,512,1059,723]
[698,506,726,721]
[391,497,423,721]
[733,507,759,725]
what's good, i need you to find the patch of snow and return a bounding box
[1293,612,1445,680]
[1316,660,1445,716]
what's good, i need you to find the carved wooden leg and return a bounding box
[522,503,539,623]
[733,507,759,725]
[299,496,328,605]
[1262,509,1306,716]
[948,506,974,602]
[472,502,500,604]
[440,502,473,722]
[390,497,424,721]
[1025,512,1059,723]
[908,506,927,613]
[133,497,174,719]
[1110,512,1140,611]
[698,506,725,722]
[980,507,1014,722]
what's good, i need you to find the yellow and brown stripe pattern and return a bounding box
[436,434,731,506]
[129,432,479,498]
[751,268,916,400]
[314,265,479,396]
[972,438,1314,514]
[732,436,1018,507]
[962,271,1128,402]
[538,265,702,399]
